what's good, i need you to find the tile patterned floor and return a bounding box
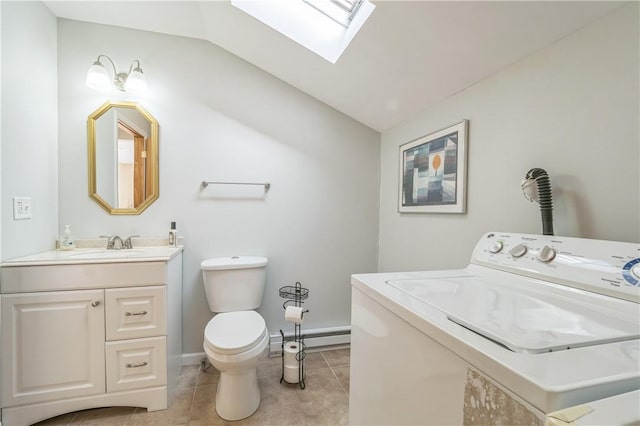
[35,348,350,426]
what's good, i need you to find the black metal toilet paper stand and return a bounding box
[279,281,309,389]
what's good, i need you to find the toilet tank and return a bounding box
[201,256,268,313]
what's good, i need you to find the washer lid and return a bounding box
[387,276,640,354]
[201,256,268,270]
[205,311,266,354]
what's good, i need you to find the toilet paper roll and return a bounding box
[283,341,300,367]
[283,364,300,384]
[285,306,304,323]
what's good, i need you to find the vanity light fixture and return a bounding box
[85,55,148,95]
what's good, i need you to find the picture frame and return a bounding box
[398,120,468,213]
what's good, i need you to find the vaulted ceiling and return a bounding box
[45,1,625,131]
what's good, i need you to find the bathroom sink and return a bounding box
[65,249,145,260]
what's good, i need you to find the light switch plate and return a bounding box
[13,197,32,220]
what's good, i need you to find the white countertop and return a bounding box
[1,246,183,267]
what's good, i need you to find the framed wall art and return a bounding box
[398,120,468,213]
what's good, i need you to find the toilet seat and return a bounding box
[204,311,267,355]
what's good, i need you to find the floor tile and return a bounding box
[299,393,349,426]
[258,375,301,407]
[178,364,200,388]
[188,400,226,426]
[29,348,351,426]
[187,419,226,426]
[239,399,306,426]
[302,351,329,370]
[321,348,350,368]
[178,373,199,389]
[193,383,218,404]
[197,365,221,387]
[174,385,197,403]
[33,412,77,425]
[257,354,284,379]
[295,368,346,404]
[333,365,351,393]
[70,406,135,425]
[128,405,190,426]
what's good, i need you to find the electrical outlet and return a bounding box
[13,197,32,220]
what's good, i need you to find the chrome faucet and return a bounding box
[100,235,124,250]
[124,235,140,249]
[100,234,140,250]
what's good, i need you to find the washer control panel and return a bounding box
[473,232,640,303]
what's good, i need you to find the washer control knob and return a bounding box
[537,246,556,263]
[632,264,640,280]
[488,241,503,254]
[509,244,528,258]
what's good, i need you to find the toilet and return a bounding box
[201,256,269,421]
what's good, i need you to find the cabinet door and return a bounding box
[105,286,166,341]
[0,290,105,407]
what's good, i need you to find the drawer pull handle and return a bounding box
[91,301,100,307]
[125,362,148,368]
[125,311,148,316]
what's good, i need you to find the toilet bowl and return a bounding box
[203,311,268,421]
[200,256,269,421]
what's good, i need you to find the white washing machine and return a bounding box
[350,232,640,425]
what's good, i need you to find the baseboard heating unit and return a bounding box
[269,325,351,356]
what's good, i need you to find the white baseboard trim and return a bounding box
[181,325,351,365]
[181,352,207,366]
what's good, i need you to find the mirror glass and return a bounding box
[88,101,159,214]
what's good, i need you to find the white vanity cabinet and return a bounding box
[0,248,183,426]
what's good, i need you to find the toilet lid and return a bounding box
[205,311,266,355]
[201,256,268,270]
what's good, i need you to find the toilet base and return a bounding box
[215,368,260,421]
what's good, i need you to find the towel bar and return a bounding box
[201,181,270,190]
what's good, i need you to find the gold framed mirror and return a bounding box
[87,101,159,215]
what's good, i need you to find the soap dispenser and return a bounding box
[59,225,75,250]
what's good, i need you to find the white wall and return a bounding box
[1,1,58,260]
[379,3,639,272]
[56,20,380,354]
[1,1,3,262]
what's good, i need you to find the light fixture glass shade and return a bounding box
[85,61,111,91]
[125,66,148,95]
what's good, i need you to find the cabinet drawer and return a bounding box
[105,336,167,392]
[105,286,166,340]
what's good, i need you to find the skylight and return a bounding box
[304,0,365,28]
[231,0,375,64]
